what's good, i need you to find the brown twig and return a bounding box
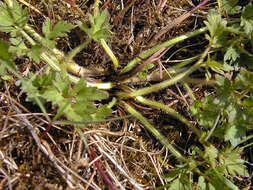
[89,146,117,190]
[149,0,210,45]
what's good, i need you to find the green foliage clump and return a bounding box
[0,0,252,189]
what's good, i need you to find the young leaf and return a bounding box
[78,10,111,42]
[43,18,74,39]
[95,10,109,30]
[204,10,228,48]
[224,46,240,64]
[48,21,74,39]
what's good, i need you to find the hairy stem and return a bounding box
[136,96,201,137]
[120,27,207,74]
[118,46,211,98]
[101,39,119,71]
[65,38,92,65]
[122,101,187,162]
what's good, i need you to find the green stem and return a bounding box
[94,0,100,18]
[65,38,92,65]
[75,126,90,153]
[67,74,114,89]
[53,115,132,126]
[118,46,211,98]
[20,28,62,71]
[136,96,201,137]
[93,0,119,71]
[122,101,187,162]
[120,27,207,74]
[24,25,67,59]
[182,81,196,101]
[24,25,94,77]
[22,25,112,89]
[100,39,119,71]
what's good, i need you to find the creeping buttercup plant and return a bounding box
[0,0,252,189]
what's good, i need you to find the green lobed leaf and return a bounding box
[72,101,97,115]
[53,99,70,120]
[40,74,110,122]
[0,1,15,31]
[224,46,240,64]
[93,105,112,120]
[204,10,228,48]
[43,87,64,104]
[95,10,109,30]
[169,177,187,190]
[0,0,28,33]
[9,37,28,57]
[241,3,253,35]
[48,21,74,39]
[78,10,111,41]
[42,18,74,40]
[71,77,86,95]
[76,87,108,101]
[53,73,71,98]
[20,77,43,102]
[11,0,29,28]
[42,18,52,39]
[224,125,246,147]
[204,144,218,168]
[219,147,249,177]
[27,45,44,64]
[204,10,227,38]
[0,39,12,61]
[0,39,14,81]
[219,0,241,15]
[196,176,206,190]
[64,105,83,121]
